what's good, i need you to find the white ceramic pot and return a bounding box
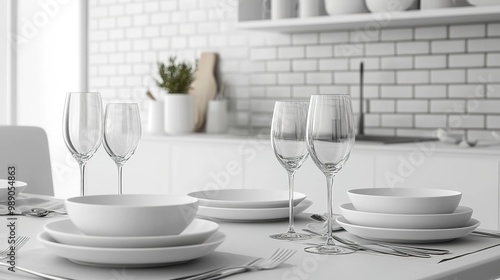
[163,94,194,134]
[365,0,418,13]
[325,0,369,14]
[299,0,321,17]
[421,0,470,9]
[205,100,228,134]
[146,100,164,135]
[271,0,298,19]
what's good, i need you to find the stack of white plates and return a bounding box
[337,188,480,243]
[188,189,312,222]
[39,195,225,267]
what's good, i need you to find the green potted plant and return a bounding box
[155,57,196,134]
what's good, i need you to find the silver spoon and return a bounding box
[31,208,67,215]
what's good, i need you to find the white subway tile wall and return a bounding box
[88,0,500,137]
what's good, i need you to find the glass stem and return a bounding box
[117,163,124,195]
[287,170,296,234]
[79,162,86,197]
[325,172,336,246]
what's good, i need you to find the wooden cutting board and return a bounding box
[189,52,218,131]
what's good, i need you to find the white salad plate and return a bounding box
[337,216,480,243]
[197,200,313,222]
[340,203,473,229]
[44,218,219,248]
[188,189,306,209]
[38,231,226,267]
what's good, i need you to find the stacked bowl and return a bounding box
[337,188,480,243]
[38,194,225,267]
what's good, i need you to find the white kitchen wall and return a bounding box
[88,0,500,139]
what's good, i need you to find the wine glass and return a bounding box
[269,101,310,241]
[103,103,142,195]
[62,92,103,196]
[304,94,356,255]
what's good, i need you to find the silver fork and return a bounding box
[177,248,296,280]
[0,236,30,258]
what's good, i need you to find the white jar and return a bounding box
[299,0,321,17]
[271,0,298,19]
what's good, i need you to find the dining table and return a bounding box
[2,194,500,280]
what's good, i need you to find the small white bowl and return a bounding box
[365,0,418,13]
[348,188,462,214]
[324,0,369,15]
[65,195,199,237]
[340,203,472,229]
[0,179,27,202]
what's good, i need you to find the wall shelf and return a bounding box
[236,5,500,33]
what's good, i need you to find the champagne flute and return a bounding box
[103,103,142,195]
[269,101,310,241]
[62,92,103,196]
[304,94,356,255]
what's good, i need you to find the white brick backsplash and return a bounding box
[189,10,207,22]
[319,59,348,71]
[126,27,143,39]
[171,37,187,49]
[333,72,359,84]
[293,60,317,71]
[364,114,380,127]
[487,54,500,67]
[151,38,169,50]
[381,28,413,41]
[144,26,160,37]
[397,100,428,113]
[278,73,305,85]
[171,11,188,23]
[109,53,124,63]
[486,84,500,98]
[397,41,429,55]
[265,34,291,46]
[99,41,116,52]
[487,116,500,129]
[468,39,500,52]
[98,65,116,75]
[306,45,332,58]
[365,43,395,56]
[415,55,446,69]
[162,26,178,36]
[450,24,485,38]
[381,85,412,98]
[449,54,485,68]
[266,86,291,98]
[117,41,131,51]
[278,47,304,59]
[179,24,196,35]
[292,33,318,45]
[99,18,116,29]
[488,23,500,37]
[415,115,447,128]
[449,85,485,98]
[334,44,363,58]
[415,85,447,98]
[293,86,318,98]
[351,85,379,98]
[319,32,349,44]
[382,114,413,127]
[319,85,349,95]
[369,100,395,113]
[251,48,276,61]
[198,22,219,34]
[431,100,466,113]
[144,2,158,12]
[365,71,396,84]
[397,70,429,84]
[349,29,380,43]
[431,40,465,54]
[381,56,412,70]
[160,0,177,11]
[415,26,447,40]
[468,69,500,83]
[306,73,332,85]
[125,2,143,14]
[117,16,131,28]
[267,61,290,72]
[251,100,275,113]
[189,35,208,48]
[251,87,265,97]
[151,13,170,25]
[449,115,484,129]
[364,128,395,136]
[133,39,150,51]
[431,70,466,84]
[251,74,276,85]
[350,57,378,70]
[469,100,500,114]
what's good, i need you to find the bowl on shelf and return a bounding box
[0,179,27,202]
[324,0,369,15]
[65,194,199,237]
[347,188,462,214]
[365,0,419,13]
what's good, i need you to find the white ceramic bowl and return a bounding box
[468,0,500,5]
[324,0,369,15]
[340,203,472,229]
[0,179,27,202]
[365,0,418,13]
[65,195,199,237]
[348,188,462,214]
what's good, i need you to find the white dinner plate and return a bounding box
[44,218,219,248]
[340,203,473,229]
[188,189,306,209]
[38,231,226,267]
[337,216,480,243]
[197,200,313,222]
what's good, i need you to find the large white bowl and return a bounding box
[340,203,473,229]
[324,0,369,15]
[65,195,199,237]
[365,0,418,13]
[0,179,27,202]
[348,188,462,214]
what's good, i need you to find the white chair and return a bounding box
[0,126,54,196]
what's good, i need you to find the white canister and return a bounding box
[271,0,298,19]
[147,100,164,135]
[206,100,228,134]
[299,0,321,17]
[163,94,194,134]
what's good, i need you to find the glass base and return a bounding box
[270,232,311,241]
[304,245,355,255]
